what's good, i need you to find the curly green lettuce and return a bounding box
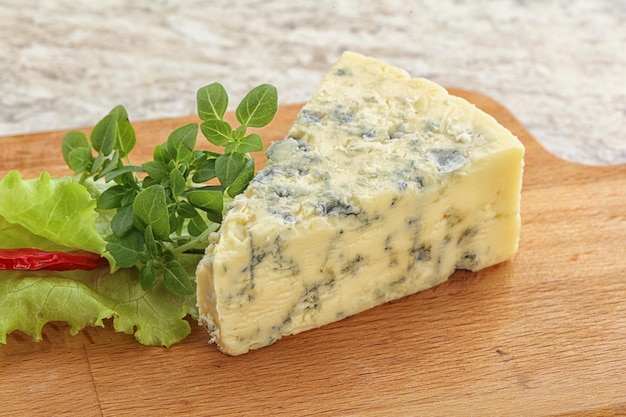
[0,172,198,347]
[0,171,109,256]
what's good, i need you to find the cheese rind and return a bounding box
[196,52,524,355]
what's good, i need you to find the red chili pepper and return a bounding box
[0,248,108,271]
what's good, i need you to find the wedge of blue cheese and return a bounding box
[196,51,525,355]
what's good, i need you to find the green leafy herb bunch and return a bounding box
[61,83,278,295]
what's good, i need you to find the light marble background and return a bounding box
[1,0,624,165]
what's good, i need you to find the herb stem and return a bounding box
[170,223,219,256]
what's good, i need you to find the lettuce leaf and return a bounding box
[0,171,113,264]
[0,260,199,346]
[0,172,200,347]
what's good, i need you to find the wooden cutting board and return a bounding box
[1,90,625,417]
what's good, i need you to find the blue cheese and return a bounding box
[196,52,525,355]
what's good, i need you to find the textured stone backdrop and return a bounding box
[1,0,624,164]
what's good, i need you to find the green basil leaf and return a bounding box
[67,148,93,173]
[153,143,171,163]
[167,123,197,164]
[191,149,207,164]
[176,201,199,218]
[141,176,157,188]
[190,149,218,168]
[91,153,105,175]
[170,213,185,235]
[143,225,159,258]
[204,150,221,160]
[111,204,135,237]
[62,131,90,168]
[197,82,228,122]
[140,264,158,291]
[192,152,214,169]
[191,169,216,183]
[117,119,136,158]
[225,133,264,154]
[97,185,127,210]
[95,151,120,180]
[91,113,117,155]
[109,105,136,157]
[108,105,129,120]
[104,165,143,183]
[62,130,90,153]
[120,189,138,207]
[215,152,245,188]
[227,157,255,198]
[191,158,217,183]
[187,214,208,237]
[200,119,232,146]
[241,133,264,152]
[163,260,195,295]
[142,160,169,182]
[232,125,247,140]
[106,229,144,268]
[186,189,223,214]
[169,168,186,197]
[205,208,223,224]
[235,84,278,128]
[133,185,171,240]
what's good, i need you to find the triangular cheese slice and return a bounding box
[196,52,524,355]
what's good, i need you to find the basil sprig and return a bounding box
[62,83,278,295]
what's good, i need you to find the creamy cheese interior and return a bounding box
[196,52,525,355]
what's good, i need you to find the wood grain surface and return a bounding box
[1,90,625,417]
